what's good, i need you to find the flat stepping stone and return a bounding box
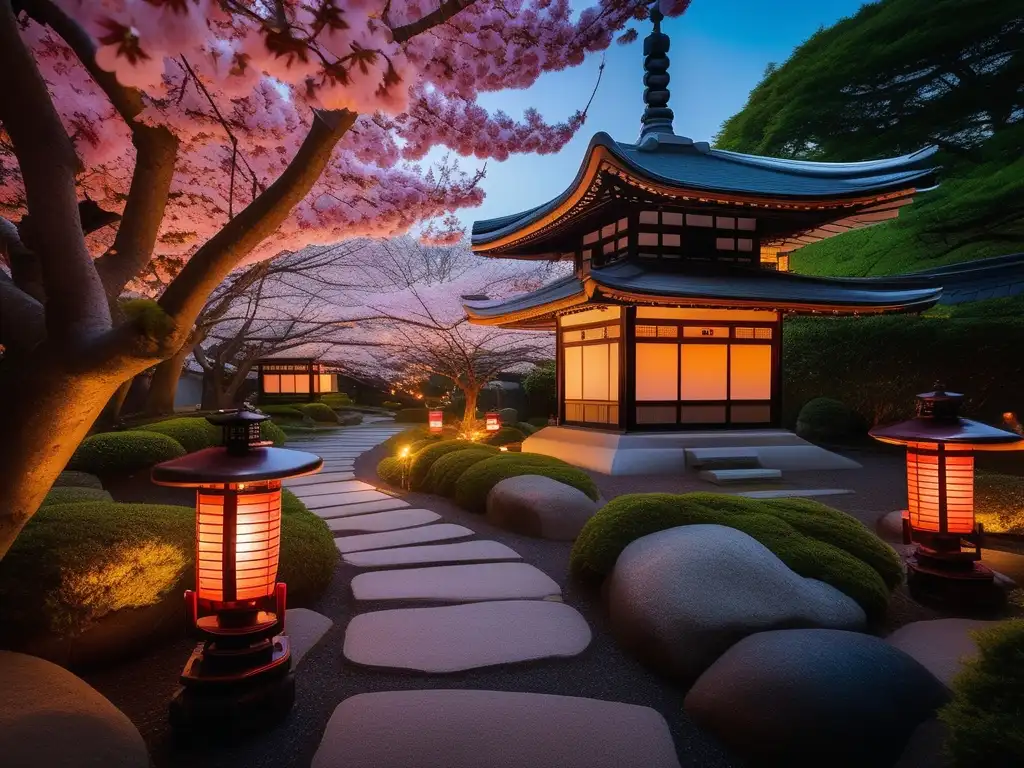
[303,491,394,509]
[315,499,410,519]
[312,690,682,768]
[291,480,377,498]
[351,562,560,602]
[343,540,522,568]
[329,509,440,534]
[737,488,854,499]
[285,472,355,487]
[344,601,591,672]
[285,608,333,668]
[685,447,760,469]
[700,468,782,484]
[336,524,475,554]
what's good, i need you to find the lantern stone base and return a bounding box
[906,556,1006,615]
[521,426,861,475]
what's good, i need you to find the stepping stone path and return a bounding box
[300,422,682,767]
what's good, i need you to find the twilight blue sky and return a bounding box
[449,0,868,229]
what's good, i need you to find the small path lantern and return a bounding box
[428,409,444,434]
[870,385,1022,603]
[485,412,501,433]
[151,407,322,734]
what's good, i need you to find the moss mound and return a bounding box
[409,440,475,490]
[53,471,103,489]
[426,447,500,497]
[41,487,113,507]
[454,453,599,514]
[795,397,867,443]
[68,431,186,475]
[298,402,339,423]
[139,417,220,453]
[571,492,901,617]
[377,456,405,487]
[319,393,352,409]
[487,426,526,447]
[261,419,287,446]
[380,426,431,455]
[941,619,1024,767]
[259,404,307,420]
[498,408,519,424]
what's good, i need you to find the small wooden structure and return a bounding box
[256,358,338,402]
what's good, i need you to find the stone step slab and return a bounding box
[736,488,854,499]
[350,562,560,602]
[685,447,761,469]
[303,491,393,510]
[329,509,440,534]
[285,472,356,487]
[343,601,591,673]
[699,468,783,485]
[342,540,522,568]
[336,524,475,554]
[315,499,410,520]
[311,690,682,768]
[290,480,377,498]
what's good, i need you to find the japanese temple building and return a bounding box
[256,357,340,402]
[462,9,943,475]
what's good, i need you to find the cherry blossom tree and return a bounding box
[0,0,690,558]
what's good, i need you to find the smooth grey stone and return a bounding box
[286,608,333,668]
[312,690,682,768]
[285,472,356,487]
[336,524,474,553]
[886,618,996,688]
[351,562,560,602]
[486,474,598,540]
[343,601,591,672]
[343,541,522,568]
[328,509,439,534]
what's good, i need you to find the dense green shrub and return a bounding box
[68,431,186,475]
[140,417,220,453]
[498,407,519,424]
[258,404,307,419]
[41,487,113,507]
[408,440,475,490]
[261,419,288,446]
[425,447,500,497]
[454,453,599,514]
[940,619,1024,768]
[975,472,1024,534]
[486,426,526,447]
[298,402,339,423]
[0,491,335,652]
[570,492,901,617]
[795,397,868,443]
[53,471,103,490]
[380,426,430,455]
[376,456,406,487]
[523,362,557,418]
[527,416,550,428]
[394,408,428,423]
[319,393,353,409]
[516,421,539,435]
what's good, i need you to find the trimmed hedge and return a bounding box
[486,426,526,447]
[380,425,458,455]
[454,453,599,514]
[394,408,429,424]
[795,397,867,443]
[261,419,288,446]
[940,619,1024,767]
[516,421,539,435]
[382,401,403,410]
[498,408,519,424]
[408,440,475,490]
[409,438,441,454]
[139,417,220,453]
[425,447,500,497]
[68,431,186,475]
[258,404,307,419]
[570,492,901,617]
[41,487,113,507]
[298,402,339,423]
[53,471,103,490]
[319,393,353,409]
[0,490,336,655]
[377,456,406,487]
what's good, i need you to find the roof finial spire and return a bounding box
[639,4,675,141]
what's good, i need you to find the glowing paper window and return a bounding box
[636,343,678,401]
[681,345,728,400]
[730,345,772,400]
[293,375,310,394]
[318,374,335,392]
[582,344,610,401]
[564,346,583,399]
[906,444,975,534]
[263,375,281,394]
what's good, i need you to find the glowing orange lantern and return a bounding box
[152,408,321,732]
[485,412,501,432]
[870,386,1023,598]
[429,409,444,434]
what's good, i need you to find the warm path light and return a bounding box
[871,386,1023,607]
[152,407,321,734]
[485,412,501,432]
[429,410,444,434]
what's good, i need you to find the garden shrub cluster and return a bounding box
[486,426,526,447]
[940,619,1024,768]
[382,400,403,410]
[455,453,599,514]
[139,417,220,453]
[498,407,519,424]
[319,393,353,409]
[376,456,406,487]
[0,489,336,656]
[258,404,308,420]
[394,408,429,423]
[408,440,475,490]
[53,471,103,489]
[516,421,538,435]
[571,493,902,618]
[975,472,1024,534]
[41,487,113,507]
[260,419,288,446]
[68,431,186,476]
[424,447,500,497]
[795,397,868,443]
[527,416,550,428]
[298,402,339,423]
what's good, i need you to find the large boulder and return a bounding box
[0,651,148,767]
[606,525,866,682]
[486,474,599,540]
[886,618,996,688]
[685,629,949,767]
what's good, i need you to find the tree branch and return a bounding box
[390,0,479,44]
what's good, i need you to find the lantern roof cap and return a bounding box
[870,417,1024,449]
[206,407,269,426]
[151,446,322,486]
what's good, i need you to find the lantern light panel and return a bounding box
[905,443,975,535]
[485,412,501,432]
[429,410,444,434]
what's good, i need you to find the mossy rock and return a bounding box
[454,453,599,514]
[940,619,1024,767]
[425,447,500,497]
[795,397,868,442]
[68,431,186,476]
[53,471,103,490]
[41,487,113,507]
[570,492,901,618]
[394,408,428,424]
[139,417,220,453]
[298,402,339,424]
[0,490,336,668]
[486,426,526,447]
[408,440,475,490]
[377,456,406,488]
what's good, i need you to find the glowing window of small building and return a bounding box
[738,218,756,231]
[564,346,583,399]
[730,345,772,400]
[582,344,610,401]
[617,237,629,251]
[293,375,310,394]
[639,211,660,225]
[318,374,335,392]
[681,344,728,400]
[738,238,754,252]
[662,233,681,247]
[601,223,616,239]
[716,216,736,230]
[617,217,628,231]
[686,214,713,228]
[635,343,678,401]
[638,232,658,247]
[603,241,615,254]
[609,342,619,400]
[716,237,736,251]
[264,375,281,393]
[778,254,790,271]
[637,307,778,322]
[583,231,599,245]
[656,326,678,338]
[662,212,684,226]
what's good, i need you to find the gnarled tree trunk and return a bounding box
[145,344,192,416]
